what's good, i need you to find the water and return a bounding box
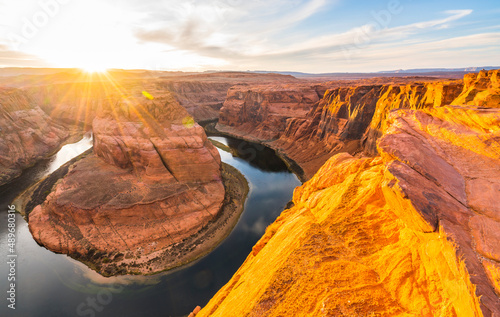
[46,132,93,174]
[0,134,300,317]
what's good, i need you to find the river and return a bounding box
[0,133,300,317]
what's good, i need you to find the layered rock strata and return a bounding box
[217,81,465,179]
[199,104,500,316]
[28,92,226,275]
[0,88,68,186]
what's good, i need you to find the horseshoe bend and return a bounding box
[0,68,498,316]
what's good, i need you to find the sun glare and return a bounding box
[80,64,109,74]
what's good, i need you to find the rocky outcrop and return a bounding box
[158,72,303,122]
[217,81,463,179]
[28,91,226,275]
[452,69,500,108]
[0,88,68,185]
[198,104,500,316]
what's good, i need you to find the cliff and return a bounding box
[216,80,465,179]
[198,104,500,316]
[452,69,500,108]
[28,91,226,275]
[20,71,301,126]
[0,88,68,186]
[157,81,234,122]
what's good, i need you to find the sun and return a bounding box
[79,63,109,74]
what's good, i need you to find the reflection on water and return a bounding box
[0,134,300,317]
[210,136,288,172]
[47,132,93,174]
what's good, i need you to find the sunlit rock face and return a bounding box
[217,81,463,179]
[199,71,500,316]
[452,69,500,108]
[198,105,500,317]
[158,81,234,122]
[0,88,68,186]
[28,91,225,275]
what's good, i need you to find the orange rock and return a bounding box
[193,306,201,314]
[28,91,225,275]
[198,153,484,316]
[217,80,464,180]
[452,69,500,108]
[198,100,500,316]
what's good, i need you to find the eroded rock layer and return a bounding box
[199,104,500,316]
[28,92,225,275]
[218,80,466,179]
[0,88,68,185]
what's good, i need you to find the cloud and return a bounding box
[0,44,48,67]
[0,0,496,72]
[133,5,478,71]
[134,0,333,60]
[266,10,474,56]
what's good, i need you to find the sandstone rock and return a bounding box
[0,88,68,185]
[452,69,500,108]
[198,153,484,316]
[216,80,464,179]
[198,103,500,316]
[218,84,324,141]
[28,91,225,275]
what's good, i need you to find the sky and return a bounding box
[0,0,499,73]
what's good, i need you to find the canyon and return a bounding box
[26,88,235,275]
[199,70,500,316]
[0,68,499,316]
[217,78,468,180]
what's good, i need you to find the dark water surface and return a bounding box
[0,134,300,317]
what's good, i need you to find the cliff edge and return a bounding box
[198,71,500,316]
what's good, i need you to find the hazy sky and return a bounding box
[0,0,499,72]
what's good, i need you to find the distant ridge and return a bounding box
[378,66,499,73]
[250,67,500,79]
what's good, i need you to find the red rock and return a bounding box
[200,71,500,316]
[217,81,463,180]
[0,88,68,185]
[28,91,225,275]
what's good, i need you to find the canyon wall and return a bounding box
[217,80,466,179]
[199,104,500,316]
[157,81,234,122]
[217,71,500,181]
[20,72,301,127]
[0,88,68,186]
[28,91,225,275]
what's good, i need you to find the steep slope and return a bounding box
[452,69,500,108]
[0,88,68,185]
[28,91,226,275]
[218,83,326,140]
[217,80,463,179]
[198,104,500,316]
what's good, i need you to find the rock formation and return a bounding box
[0,88,68,186]
[218,84,326,140]
[452,69,500,108]
[217,81,465,179]
[28,91,226,275]
[198,103,500,316]
[19,71,301,126]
